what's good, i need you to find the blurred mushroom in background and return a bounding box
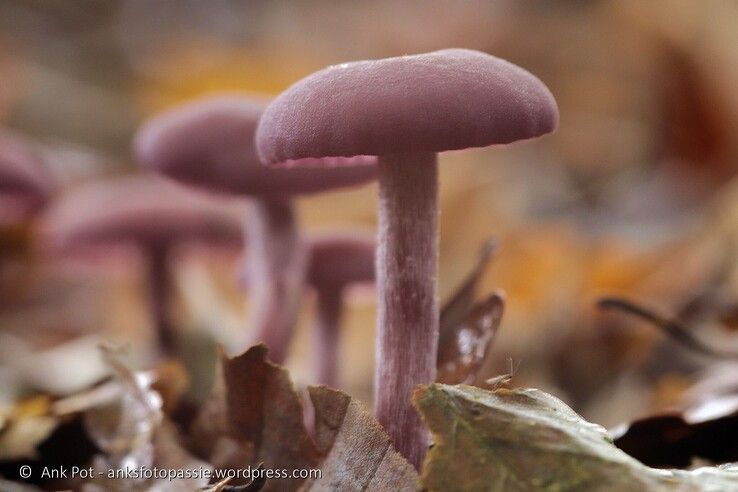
[305,230,375,388]
[135,94,377,362]
[0,130,53,225]
[39,175,243,358]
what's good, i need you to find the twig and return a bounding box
[597,296,738,359]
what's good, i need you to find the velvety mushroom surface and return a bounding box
[256,49,557,164]
[256,48,558,469]
[135,95,376,200]
[135,95,377,362]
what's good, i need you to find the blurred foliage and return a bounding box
[2,0,738,438]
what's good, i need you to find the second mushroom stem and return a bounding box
[148,246,176,356]
[375,151,439,470]
[244,199,307,362]
[313,286,343,387]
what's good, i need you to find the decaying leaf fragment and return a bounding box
[439,239,497,333]
[192,345,319,492]
[612,381,738,468]
[193,346,418,491]
[437,293,504,384]
[414,384,738,491]
[437,239,503,384]
[301,386,417,491]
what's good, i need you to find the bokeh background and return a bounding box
[2,0,738,429]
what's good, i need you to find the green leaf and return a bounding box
[414,384,738,491]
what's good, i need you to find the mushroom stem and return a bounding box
[375,151,439,469]
[243,199,306,362]
[313,286,343,387]
[147,246,176,355]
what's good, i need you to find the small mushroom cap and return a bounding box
[307,230,375,290]
[256,49,558,166]
[41,176,244,252]
[0,131,53,202]
[134,95,377,199]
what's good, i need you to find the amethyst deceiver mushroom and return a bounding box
[256,49,558,468]
[41,176,243,356]
[0,131,53,224]
[134,95,376,361]
[307,231,375,387]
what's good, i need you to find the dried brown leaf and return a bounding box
[612,389,738,468]
[192,347,418,491]
[300,386,417,491]
[436,293,505,384]
[439,238,496,336]
[437,239,501,384]
[194,345,319,492]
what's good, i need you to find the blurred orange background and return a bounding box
[2,0,738,428]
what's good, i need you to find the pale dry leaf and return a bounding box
[300,386,418,491]
[439,238,497,336]
[192,345,319,492]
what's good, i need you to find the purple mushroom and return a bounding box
[306,230,375,387]
[0,130,53,224]
[256,49,559,467]
[134,95,376,362]
[41,175,243,355]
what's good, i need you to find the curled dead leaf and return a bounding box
[438,239,502,384]
[191,345,318,491]
[439,238,497,335]
[301,386,417,491]
[612,376,738,468]
[192,346,418,491]
[437,293,505,384]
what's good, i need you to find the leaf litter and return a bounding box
[415,383,738,492]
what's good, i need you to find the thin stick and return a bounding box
[598,296,738,359]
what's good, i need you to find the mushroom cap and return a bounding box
[134,95,377,199]
[256,48,558,166]
[42,175,244,252]
[0,131,53,203]
[307,230,375,290]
